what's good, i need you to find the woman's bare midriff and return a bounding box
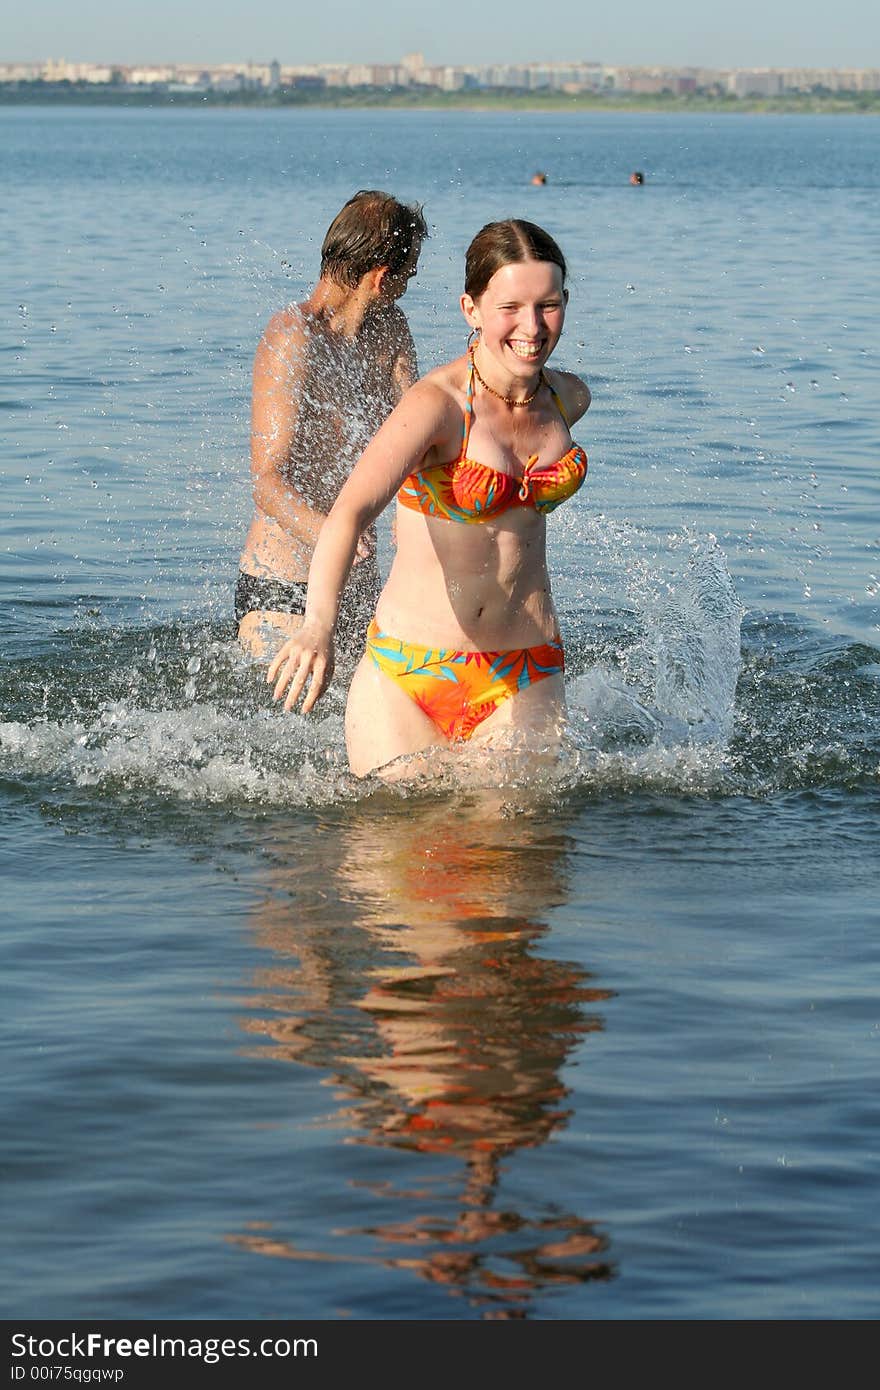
[374,502,559,650]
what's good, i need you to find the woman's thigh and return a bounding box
[345,656,446,778]
[470,672,567,745]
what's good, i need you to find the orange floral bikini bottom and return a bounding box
[365,620,565,743]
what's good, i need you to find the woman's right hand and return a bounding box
[266,623,335,714]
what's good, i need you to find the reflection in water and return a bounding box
[229,795,616,1317]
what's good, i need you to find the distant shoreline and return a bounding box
[2,83,879,115]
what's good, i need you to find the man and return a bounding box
[236,190,426,658]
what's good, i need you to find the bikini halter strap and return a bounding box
[549,383,570,427]
[460,356,569,458]
[460,358,476,458]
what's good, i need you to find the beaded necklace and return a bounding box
[470,348,544,408]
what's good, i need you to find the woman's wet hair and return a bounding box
[320,190,428,288]
[465,219,567,299]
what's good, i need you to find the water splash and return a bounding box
[649,536,744,738]
[563,533,744,787]
[0,703,350,807]
[0,623,356,810]
[1,536,877,816]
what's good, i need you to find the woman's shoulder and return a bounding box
[411,356,469,408]
[375,359,467,461]
[545,366,591,425]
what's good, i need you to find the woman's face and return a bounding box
[461,260,567,378]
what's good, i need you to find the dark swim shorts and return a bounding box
[234,566,381,655]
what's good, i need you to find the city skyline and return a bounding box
[6,56,879,102]
[5,0,880,70]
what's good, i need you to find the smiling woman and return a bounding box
[267,219,591,778]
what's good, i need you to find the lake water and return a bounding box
[1,107,878,1320]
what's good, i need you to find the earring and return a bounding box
[466,327,480,351]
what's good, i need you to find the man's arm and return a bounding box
[384,304,420,404]
[392,309,419,403]
[250,311,325,548]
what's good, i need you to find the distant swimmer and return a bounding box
[531,171,547,186]
[630,170,645,185]
[236,190,427,660]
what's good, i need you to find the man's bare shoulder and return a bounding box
[365,303,414,351]
[260,302,310,351]
[371,302,409,335]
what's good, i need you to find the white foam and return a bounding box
[1,536,745,806]
[0,703,353,806]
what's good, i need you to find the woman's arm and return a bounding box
[266,380,452,713]
[249,311,326,548]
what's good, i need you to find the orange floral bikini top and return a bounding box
[397,359,587,523]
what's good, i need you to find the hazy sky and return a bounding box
[6,0,880,69]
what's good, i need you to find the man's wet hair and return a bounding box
[320,190,428,288]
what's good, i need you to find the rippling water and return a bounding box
[2,108,878,1319]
